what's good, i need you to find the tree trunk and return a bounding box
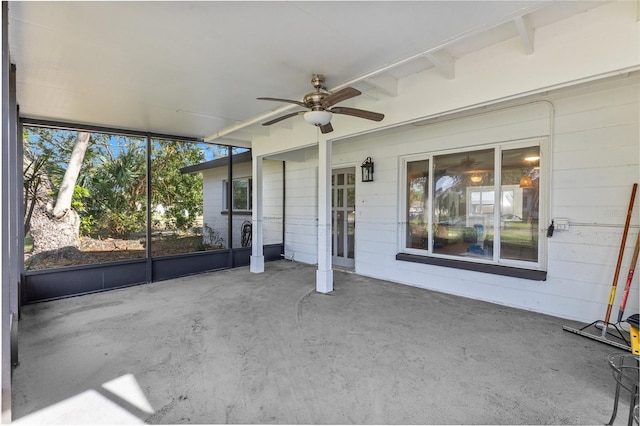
[27,132,90,256]
[51,132,90,218]
[29,199,81,256]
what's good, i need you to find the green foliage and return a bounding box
[24,127,106,190]
[71,185,90,212]
[22,145,49,235]
[79,214,95,237]
[89,142,147,236]
[72,186,94,236]
[24,233,33,254]
[104,209,145,238]
[151,139,205,231]
[23,126,211,239]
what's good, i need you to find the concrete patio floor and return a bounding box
[11,260,634,424]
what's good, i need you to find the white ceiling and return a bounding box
[8,1,607,143]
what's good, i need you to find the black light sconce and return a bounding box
[361,157,374,182]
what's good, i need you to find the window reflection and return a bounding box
[405,145,541,265]
[498,147,540,262]
[433,149,494,259]
[406,160,430,250]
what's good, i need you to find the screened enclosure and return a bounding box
[21,122,284,302]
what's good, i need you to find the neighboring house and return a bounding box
[181,151,284,250]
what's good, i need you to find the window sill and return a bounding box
[220,211,252,216]
[396,252,547,281]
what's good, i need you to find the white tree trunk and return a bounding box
[51,132,90,218]
[28,132,90,257]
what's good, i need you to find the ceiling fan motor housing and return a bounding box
[304,92,329,110]
[305,74,329,110]
[311,74,326,89]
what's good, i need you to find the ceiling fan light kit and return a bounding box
[304,110,332,126]
[257,74,384,134]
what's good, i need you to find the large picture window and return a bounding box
[403,141,543,268]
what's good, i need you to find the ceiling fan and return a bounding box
[257,74,384,134]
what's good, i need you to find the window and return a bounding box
[223,177,252,211]
[500,146,540,263]
[406,160,430,250]
[402,141,544,269]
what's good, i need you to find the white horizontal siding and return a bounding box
[553,123,639,153]
[553,186,638,208]
[552,165,637,191]
[555,145,638,170]
[283,161,317,263]
[262,161,284,245]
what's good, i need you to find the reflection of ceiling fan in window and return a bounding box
[459,155,478,169]
[435,154,493,185]
[438,154,487,175]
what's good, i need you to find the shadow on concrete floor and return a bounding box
[11,260,632,424]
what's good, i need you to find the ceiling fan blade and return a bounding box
[262,111,305,126]
[330,106,384,122]
[319,122,334,134]
[257,97,309,109]
[321,87,361,108]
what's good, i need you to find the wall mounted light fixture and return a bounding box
[361,157,374,182]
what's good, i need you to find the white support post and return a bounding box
[250,155,264,273]
[316,136,333,293]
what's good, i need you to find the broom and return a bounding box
[601,183,637,337]
[563,183,637,350]
[616,230,640,324]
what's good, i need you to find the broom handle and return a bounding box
[603,183,637,335]
[616,231,640,323]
